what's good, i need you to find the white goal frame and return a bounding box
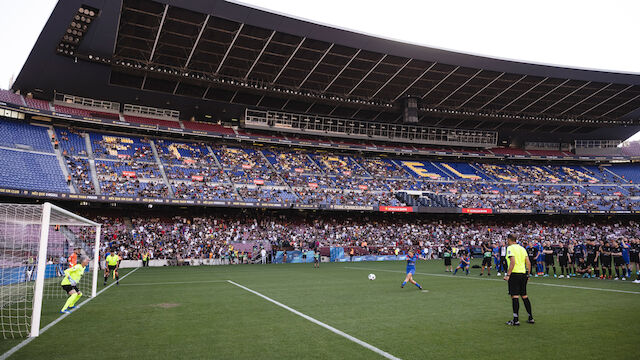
[30,202,100,337]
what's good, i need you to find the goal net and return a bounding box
[0,203,100,338]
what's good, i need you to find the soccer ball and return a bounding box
[368,273,376,280]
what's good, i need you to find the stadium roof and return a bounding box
[13,0,640,141]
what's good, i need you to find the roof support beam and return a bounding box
[368,58,412,99]
[478,75,527,110]
[244,30,275,80]
[597,92,640,118]
[456,72,504,109]
[184,14,210,69]
[536,81,591,115]
[323,49,361,92]
[558,83,612,115]
[148,4,168,63]
[347,54,388,95]
[436,69,482,106]
[215,23,244,74]
[578,84,634,117]
[392,62,437,101]
[272,37,305,84]
[518,79,570,113]
[201,85,210,99]
[298,44,335,88]
[421,66,460,99]
[498,77,548,112]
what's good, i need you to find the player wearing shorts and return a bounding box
[313,250,320,268]
[612,241,625,280]
[599,240,612,279]
[630,239,640,282]
[567,242,576,276]
[543,241,557,277]
[493,244,501,275]
[60,256,90,314]
[535,241,545,276]
[480,242,492,276]
[526,241,538,276]
[557,243,570,278]
[585,240,600,278]
[620,239,631,279]
[104,250,121,286]
[504,234,534,326]
[401,250,423,290]
[453,252,470,276]
[443,244,453,272]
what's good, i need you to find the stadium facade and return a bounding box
[1,0,639,214]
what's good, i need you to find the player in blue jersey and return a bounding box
[453,251,471,275]
[401,250,423,290]
[493,244,501,275]
[535,240,545,276]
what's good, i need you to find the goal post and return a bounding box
[0,202,100,339]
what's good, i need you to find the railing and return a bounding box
[244,109,498,148]
[54,93,119,112]
[123,104,180,120]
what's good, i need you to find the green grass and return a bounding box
[2,260,639,359]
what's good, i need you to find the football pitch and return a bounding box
[2,259,639,359]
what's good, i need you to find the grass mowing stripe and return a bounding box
[1,268,140,360]
[345,267,640,295]
[120,280,231,286]
[227,280,402,360]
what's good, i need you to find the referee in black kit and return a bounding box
[503,234,535,326]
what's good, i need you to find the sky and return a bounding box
[0,0,638,139]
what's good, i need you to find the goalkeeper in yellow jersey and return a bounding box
[104,250,121,286]
[60,256,90,314]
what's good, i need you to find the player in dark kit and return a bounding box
[585,240,600,278]
[557,243,571,278]
[443,244,453,272]
[611,241,625,280]
[543,241,557,277]
[599,240,612,279]
[526,241,538,276]
[480,242,492,276]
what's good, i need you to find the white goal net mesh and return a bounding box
[0,203,99,338]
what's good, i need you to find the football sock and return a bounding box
[414,282,422,289]
[545,267,549,275]
[465,269,469,275]
[401,281,407,287]
[512,298,519,321]
[615,268,620,278]
[523,297,533,318]
[552,266,556,275]
[453,269,457,275]
[70,292,82,307]
[61,294,76,311]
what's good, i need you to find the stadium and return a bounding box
[1,0,640,358]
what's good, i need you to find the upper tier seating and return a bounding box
[0,148,67,192]
[0,90,24,105]
[0,118,53,152]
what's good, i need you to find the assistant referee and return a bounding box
[503,234,534,326]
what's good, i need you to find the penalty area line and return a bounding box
[120,280,231,286]
[0,267,140,360]
[227,280,401,360]
[344,267,640,295]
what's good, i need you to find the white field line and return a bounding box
[227,280,401,360]
[344,267,640,295]
[120,280,230,286]
[1,268,140,360]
